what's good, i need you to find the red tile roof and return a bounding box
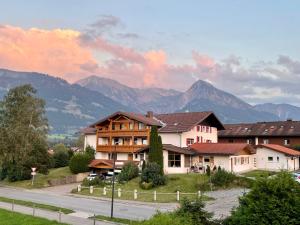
[218,120,300,137]
[156,112,224,133]
[190,143,255,155]
[257,144,300,156]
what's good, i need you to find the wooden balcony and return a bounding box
[96,145,148,153]
[97,129,149,137]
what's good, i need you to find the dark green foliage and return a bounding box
[53,143,68,153]
[53,150,69,168]
[118,161,139,182]
[211,169,236,187]
[85,145,95,160]
[206,165,211,176]
[0,85,50,181]
[140,162,166,189]
[82,177,104,186]
[138,211,192,225]
[69,153,91,174]
[225,172,300,225]
[177,198,219,225]
[292,144,300,151]
[217,166,221,171]
[148,126,164,174]
[141,160,146,171]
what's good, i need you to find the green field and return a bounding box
[0,208,67,225]
[0,196,73,214]
[76,174,213,203]
[2,167,73,189]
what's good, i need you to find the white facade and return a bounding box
[255,147,300,171]
[160,126,218,148]
[163,150,190,174]
[84,134,97,150]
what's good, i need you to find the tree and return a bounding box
[69,153,91,174]
[225,172,300,225]
[148,126,164,174]
[0,85,50,181]
[53,143,68,153]
[53,150,69,168]
[85,145,95,160]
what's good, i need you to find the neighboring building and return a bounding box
[82,127,97,150]
[218,120,300,147]
[189,143,255,173]
[255,144,300,171]
[156,112,225,147]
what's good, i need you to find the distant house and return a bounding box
[189,143,255,173]
[218,120,300,147]
[255,144,300,171]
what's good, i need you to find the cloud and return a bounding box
[1,24,300,105]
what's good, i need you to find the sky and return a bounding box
[1,0,300,105]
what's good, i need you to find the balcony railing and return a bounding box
[96,144,147,153]
[97,129,149,137]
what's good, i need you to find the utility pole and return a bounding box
[110,142,118,218]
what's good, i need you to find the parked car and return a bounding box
[292,172,300,183]
[87,173,98,181]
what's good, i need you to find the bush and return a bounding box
[53,150,69,168]
[85,145,95,160]
[225,172,300,225]
[118,162,139,182]
[211,169,235,187]
[82,177,104,187]
[7,164,31,182]
[206,165,211,176]
[69,153,91,174]
[140,162,166,189]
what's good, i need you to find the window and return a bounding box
[241,157,244,165]
[120,123,125,130]
[263,139,269,144]
[197,126,200,132]
[142,138,148,145]
[204,158,210,163]
[186,138,194,146]
[134,154,139,159]
[108,153,117,160]
[129,122,134,130]
[140,153,144,161]
[197,136,200,143]
[247,139,252,144]
[138,123,145,130]
[112,124,115,130]
[184,155,191,167]
[234,157,237,165]
[268,156,273,161]
[277,156,280,162]
[284,139,290,145]
[168,152,181,167]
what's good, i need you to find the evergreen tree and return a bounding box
[148,126,164,174]
[0,85,50,181]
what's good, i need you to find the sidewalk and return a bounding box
[0,201,119,225]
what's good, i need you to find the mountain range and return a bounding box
[1,68,300,135]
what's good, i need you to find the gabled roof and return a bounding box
[156,112,224,133]
[91,111,162,127]
[218,120,300,137]
[136,144,194,155]
[256,144,300,156]
[189,143,255,156]
[81,127,97,134]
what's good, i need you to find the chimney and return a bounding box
[146,111,153,118]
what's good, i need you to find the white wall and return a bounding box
[84,134,96,150]
[160,133,181,147]
[255,147,300,171]
[163,150,188,174]
[229,155,254,173]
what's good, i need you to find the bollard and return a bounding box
[176,191,180,201]
[93,213,96,225]
[134,189,137,200]
[118,188,121,198]
[77,184,81,192]
[33,204,35,216]
[154,191,157,201]
[103,187,107,195]
[90,186,94,194]
[198,190,201,198]
[12,200,14,211]
[59,210,62,222]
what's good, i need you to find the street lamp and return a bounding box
[111,141,119,218]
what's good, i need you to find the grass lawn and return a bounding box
[0,196,74,214]
[2,167,73,189]
[242,170,278,179]
[76,174,213,203]
[0,208,67,225]
[93,215,137,224]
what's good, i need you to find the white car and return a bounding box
[292,172,300,183]
[87,173,98,181]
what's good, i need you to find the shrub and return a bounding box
[69,153,91,174]
[140,162,166,189]
[224,172,300,225]
[85,145,95,160]
[118,162,139,182]
[211,169,235,187]
[53,150,69,168]
[82,177,104,187]
[7,164,31,182]
[206,165,211,176]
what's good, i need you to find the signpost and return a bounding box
[31,167,36,186]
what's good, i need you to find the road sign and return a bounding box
[31,167,36,172]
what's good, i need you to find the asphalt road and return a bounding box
[0,186,176,220]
